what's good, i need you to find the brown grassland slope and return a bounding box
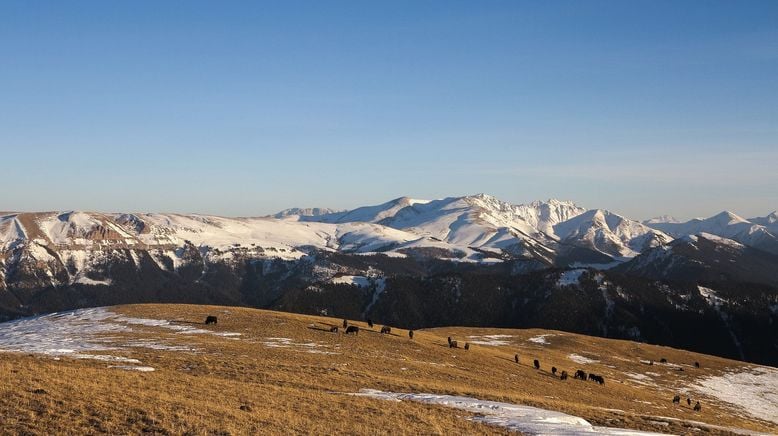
[0,304,775,435]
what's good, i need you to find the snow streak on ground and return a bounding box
[466,334,513,346]
[568,353,600,364]
[0,307,241,370]
[261,337,339,355]
[354,389,667,435]
[690,366,778,425]
[527,334,554,345]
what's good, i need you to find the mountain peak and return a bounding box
[644,215,680,225]
[709,211,747,225]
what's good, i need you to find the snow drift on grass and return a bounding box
[568,353,600,364]
[109,365,155,372]
[527,334,554,345]
[0,307,240,367]
[689,366,778,425]
[466,334,513,346]
[261,337,339,355]
[354,389,667,435]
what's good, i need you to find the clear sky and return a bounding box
[1,1,776,220]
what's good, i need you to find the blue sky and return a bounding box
[1,1,776,220]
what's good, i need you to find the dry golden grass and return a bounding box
[0,304,774,435]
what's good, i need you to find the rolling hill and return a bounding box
[0,304,775,435]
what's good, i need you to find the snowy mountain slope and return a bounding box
[749,211,778,233]
[513,199,586,234]
[648,211,778,255]
[614,232,778,287]
[271,207,345,219]
[552,209,673,258]
[643,215,680,225]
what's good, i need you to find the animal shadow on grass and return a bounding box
[307,323,341,333]
[170,320,209,326]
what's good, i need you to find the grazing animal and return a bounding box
[694,401,701,412]
[551,366,557,375]
[574,370,587,380]
[660,358,667,363]
[380,326,391,334]
[514,354,519,364]
[343,319,348,328]
[672,395,681,404]
[694,361,700,368]
[448,336,452,346]
[345,325,359,335]
[533,359,540,370]
[449,340,458,348]
[205,316,218,325]
[560,370,568,380]
[367,319,374,328]
[464,343,470,350]
[409,330,414,339]
[687,398,691,406]
[589,374,604,385]
[329,326,339,333]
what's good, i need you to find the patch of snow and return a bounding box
[261,337,338,355]
[466,334,513,346]
[528,334,554,345]
[689,366,778,425]
[109,365,155,372]
[568,353,600,364]
[0,308,240,367]
[557,269,586,287]
[353,389,667,435]
[330,275,371,287]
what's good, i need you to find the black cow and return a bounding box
[205,316,217,325]
[694,361,700,368]
[408,330,414,339]
[345,325,359,335]
[693,401,701,412]
[464,343,470,350]
[449,340,458,348]
[367,319,374,328]
[574,370,587,380]
[660,358,668,363]
[329,326,339,333]
[533,359,540,370]
[560,370,568,380]
[551,366,557,375]
[589,374,604,385]
[381,326,391,334]
[672,395,681,404]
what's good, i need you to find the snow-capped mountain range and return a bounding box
[2,195,776,278]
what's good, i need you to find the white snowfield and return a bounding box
[690,366,778,426]
[353,389,668,435]
[0,307,240,370]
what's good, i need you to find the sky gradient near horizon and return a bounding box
[1,1,776,220]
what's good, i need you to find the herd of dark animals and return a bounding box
[204,315,705,413]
